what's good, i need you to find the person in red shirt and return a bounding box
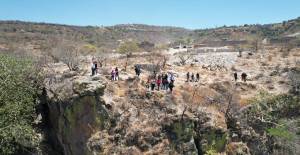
[156,76,162,90]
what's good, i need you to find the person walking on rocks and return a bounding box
[186,72,190,82]
[135,65,141,77]
[241,72,247,82]
[111,69,116,81]
[92,57,98,75]
[115,67,119,81]
[196,73,200,82]
[234,72,238,82]
[169,81,174,93]
[191,73,195,82]
[150,78,156,91]
[156,75,162,91]
[162,74,168,90]
[94,62,98,75]
[91,63,96,76]
[170,73,175,83]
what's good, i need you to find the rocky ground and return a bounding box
[41,46,299,155]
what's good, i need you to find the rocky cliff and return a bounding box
[43,73,110,155]
[39,56,299,155]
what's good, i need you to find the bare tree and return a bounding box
[96,53,109,67]
[52,44,80,71]
[146,52,165,73]
[162,55,169,69]
[281,41,295,58]
[118,41,140,71]
[181,85,199,121]
[177,52,193,65]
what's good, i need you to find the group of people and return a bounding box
[111,67,119,81]
[186,72,200,82]
[234,72,248,82]
[147,72,175,93]
[91,56,249,94]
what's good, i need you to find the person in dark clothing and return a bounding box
[163,74,169,90]
[186,72,190,82]
[134,66,138,75]
[91,63,95,76]
[241,72,247,82]
[191,73,195,82]
[234,72,238,81]
[135,65,141,77]
[196,73,200,82]
[115,67,119,81]
[91,57,97,76]
[150,79,156,91]
[169,81,174,93]
[94,63,98,75]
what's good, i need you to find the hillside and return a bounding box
[0,17,299,54]
[0,21,192,53]
[193,17,300,41]
[0,17,300,155]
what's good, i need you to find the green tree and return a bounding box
[0,54,41,154]
[118,41,140,54]
[118,41,140,71]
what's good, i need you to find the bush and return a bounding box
[52,44,80,71]
[0,54,41,154]
[244,92,300,154]
[117,41,140,54]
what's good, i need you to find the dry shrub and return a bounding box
[180,85,219,106]
[52,43,80,71]
[268,55,273,61]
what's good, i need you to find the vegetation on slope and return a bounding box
[241,92,300,154]
[0,54,41,154]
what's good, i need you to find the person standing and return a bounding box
[94,62,98,75]
[115,67,119,81]
[156,76,161,91]
[196,73,200,82]
[191,73,195,82]
[234,72,238,81]
[186,72,190,82]
[150,78,156,91]
[171,73,175,83]
[92,57,98,75]
[137,67,141,77]
[91,63,95,76]
[162,74,167,90]
[241,72,247,82]
[135,65,141,77]
[169,81,174,93]
[111,69,116,81]
[164,74,169,90]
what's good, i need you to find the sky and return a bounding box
[0,0,299,29]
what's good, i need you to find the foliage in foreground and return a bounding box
[0,54,41,154]
[246,92,300,154]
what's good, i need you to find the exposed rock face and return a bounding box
[41,71,232,155]
[44,74,109,155]
[40,59,300,155]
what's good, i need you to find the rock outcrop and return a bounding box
[41,68,233,155]
[43,74,110,155]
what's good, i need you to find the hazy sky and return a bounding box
[0,0,299,29]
